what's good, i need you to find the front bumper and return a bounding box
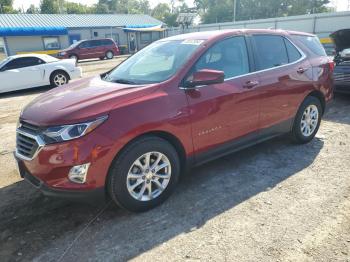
[70,67,83,80]
[14,122,123,200]
[16,156,105,202]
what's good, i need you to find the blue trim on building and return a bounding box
[0,27,68,37]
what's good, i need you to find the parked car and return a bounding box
[57,38,120,61]
[331,29,350,94]
[0,54,82,94]
[15,29,333,212]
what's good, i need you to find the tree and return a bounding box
[91,3,110,14]
[66,2,90,14]
[194,0,332,24]
[0,0,17,13]
[152,3,171,21]
[40,0,59,14]
[26,4,40,14]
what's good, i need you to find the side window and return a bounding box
[284,39,302,62]
[79,41,90,48]
[193,36,250,79]
[253,35,288,70]
[89,40,99,47]
[101,39,113,46]
[3,57,43,70]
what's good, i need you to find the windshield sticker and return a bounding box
[181,39,204,45]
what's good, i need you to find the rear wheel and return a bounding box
[291,96,322,144]
[105,50,114,59]
[107,136,180,212]
[50,71,69,87]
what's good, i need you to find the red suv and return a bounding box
[16,29,333,212]
[57,38,120,61]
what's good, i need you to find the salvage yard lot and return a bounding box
[0,57,350,261]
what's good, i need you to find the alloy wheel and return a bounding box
[53,74,67,86]
[300,104,319,137]
[126,152,172,201]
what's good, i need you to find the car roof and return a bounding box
[165,29,315,41]
[82,38,114,42]
[8,53,58,62]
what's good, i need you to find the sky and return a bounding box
[13,0,349,12]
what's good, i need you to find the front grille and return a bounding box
[16,121,44,160]
[16,133,39,159]
[334,73,350,83]
[19,121,40,134]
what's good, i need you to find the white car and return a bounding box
[0,54,82,94]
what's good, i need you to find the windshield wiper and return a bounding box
[111,78,137,85]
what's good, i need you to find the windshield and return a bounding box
[104,40,203,84]
[69,41,82,49]
[0,57,10,68]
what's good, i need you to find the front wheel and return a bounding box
[291,96,322,144]
[107,136,180,212]
[50,71,69,87]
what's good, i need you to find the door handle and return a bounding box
[297,67,308,74]
[243,80,259,89]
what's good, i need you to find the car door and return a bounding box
[184,36,261,160]
[89,40,103,59]
[78,41,93,59]
[251,34,313,132]
[0,57,45,93]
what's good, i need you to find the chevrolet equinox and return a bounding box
[15,29,334,212]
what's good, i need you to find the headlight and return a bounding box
[42,115,108,143]
[60,51,67,56]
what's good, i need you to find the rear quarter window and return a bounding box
[293,35,327,56]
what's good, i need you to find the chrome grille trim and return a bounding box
[15,128,45,161]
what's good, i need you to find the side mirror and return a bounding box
[185,69,225,88]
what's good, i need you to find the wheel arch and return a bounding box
[49,69,70,81]
[105,130,189,189]
[306,90,326,115]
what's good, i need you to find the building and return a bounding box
[0,14,164,59]
[167,11,350,55]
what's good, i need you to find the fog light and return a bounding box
[68,163,90,184]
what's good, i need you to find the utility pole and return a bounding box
[233,0,237,22]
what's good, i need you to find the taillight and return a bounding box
[329,61,335,72]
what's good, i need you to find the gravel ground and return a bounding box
[0,58,350,261]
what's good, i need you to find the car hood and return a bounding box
[21,76,156,126]
[330,29,350,52]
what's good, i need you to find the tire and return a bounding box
[105,50,114,60]
[291,96,322,144]
[107,136,180,212]
[50,71,70,87]
[69,54,78,62]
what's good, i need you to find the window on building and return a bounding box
[105,33,120,44]
[93,32,98,37]
[140,32,152,44]
[43,37,60,50]
[253,35,289,70]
